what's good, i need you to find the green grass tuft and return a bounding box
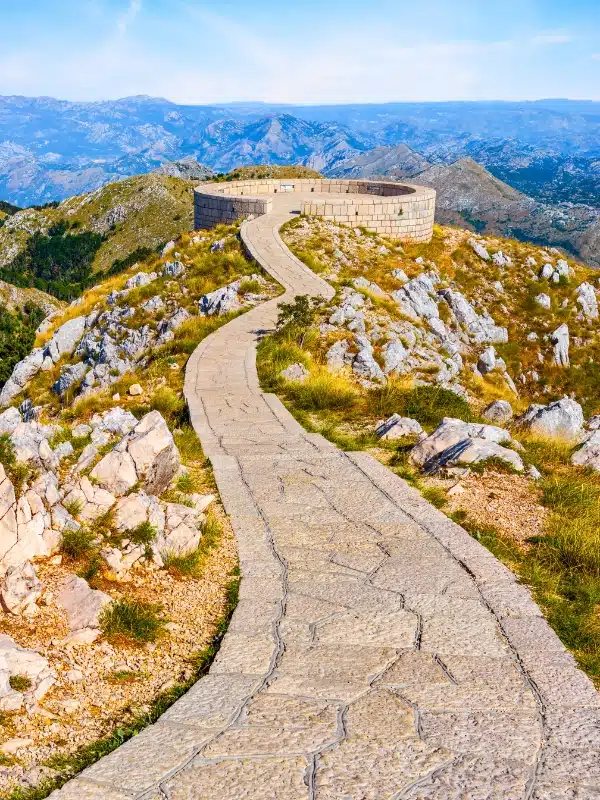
[100,598,166,644]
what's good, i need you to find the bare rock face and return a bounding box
[89,450,138,497]
[62,476,117,520]
[46,316,86,364]
[576,282,598,320]
[57,575,111,643]
[572,430,600,471]
[326,340,349,372]
[0,407,22,436]
[89,411,180,497]
[0,561,43,617]
[198,284,241,316]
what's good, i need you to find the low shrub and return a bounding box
[9,675,31,693]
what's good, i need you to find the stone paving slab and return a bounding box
[51,190,600,798]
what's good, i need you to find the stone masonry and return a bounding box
[194,178,436,242]
[51,192,599,799]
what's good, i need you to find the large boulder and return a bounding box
[572,431,600,471]
[391,274,439,321]
[410,417,523,472]
[0,349,45,406]
[516,398,584,440]
[113,491,165,534]
[89,450,138,497]
[90,407,138,436]
[576,282,598,320]
[0,407,21,436]
[62,477,117,520]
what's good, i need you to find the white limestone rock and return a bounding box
[468,238,490,260]
[439,290,507,344]
[572,431,600,471]
[576,282,598,320]
[0,562,43,616]
[91,407,137,436]
[391,274,439,321]
[551,324,570,367]
[492,250,511,267]
[482,400,513,425]
[127,411,181,495]
[113,491,164,535]
[375,415,423,441]
[281,363,309,382]
[57,575,111,641]
[326,340,349,372]
[125,271,158,290]
[0,634,55,710]
[46,316,86,364]
[516,398,584,440]
[477,346,496,375]
[0,408,21,436]
[383,340,407,375]
[89,450,138,497]
[535,293,551,310]
[410,417,523,472]
[162,260,185,278]
[198,284,241,316]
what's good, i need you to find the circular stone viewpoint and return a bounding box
[194,177,436,242]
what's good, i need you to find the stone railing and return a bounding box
[194,178,436,242]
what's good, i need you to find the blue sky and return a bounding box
[1,0,600,103]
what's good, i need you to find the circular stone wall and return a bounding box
[194,178,436,242]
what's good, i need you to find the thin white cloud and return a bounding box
[116,0,142,37]
[531,32,573,45]
[592,53,600,61]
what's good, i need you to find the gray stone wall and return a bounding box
[194,179,436,242]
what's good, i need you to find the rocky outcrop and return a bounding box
[410,417,524,472]
[90,411,180,497]
[198,283,241,316]
[516,398,584,440]
[0,635,55,711]
[0,562,43,617]
[576,282,598,320]
[439,289,507,344]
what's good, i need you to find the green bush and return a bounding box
[100,599,166,643]
[60,528,96,558]
[0,304,45,389]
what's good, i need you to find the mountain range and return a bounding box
[2,95,600,205]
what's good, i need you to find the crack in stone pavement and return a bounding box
[51,191,600,800]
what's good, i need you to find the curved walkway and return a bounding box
[54,195,600,799]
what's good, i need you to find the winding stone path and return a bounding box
[54,194,600,799]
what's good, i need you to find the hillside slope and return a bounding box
[0,173,198,298]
